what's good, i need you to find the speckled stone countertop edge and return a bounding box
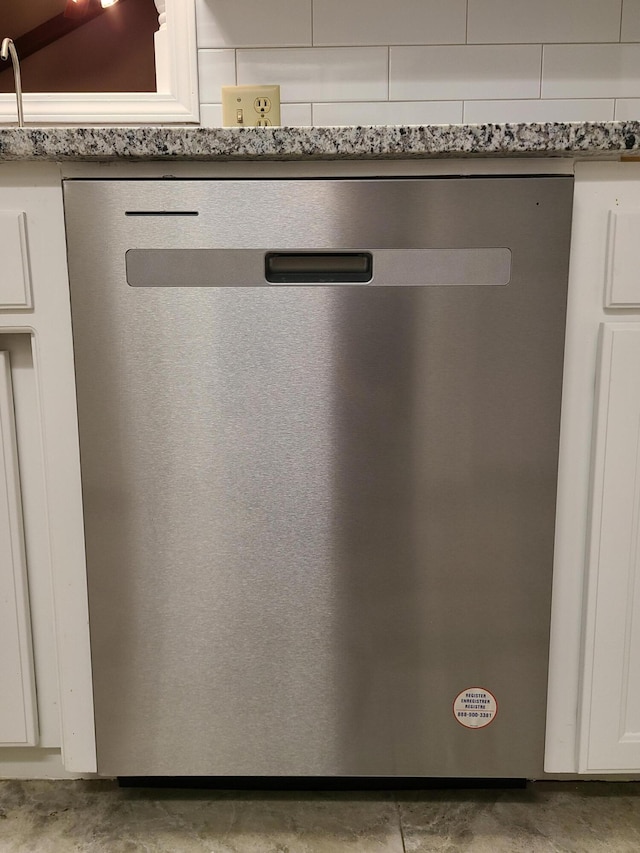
[0,121,639,160]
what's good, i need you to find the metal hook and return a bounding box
[1,38,24,128]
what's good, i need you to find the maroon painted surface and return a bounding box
[0,0,157,94]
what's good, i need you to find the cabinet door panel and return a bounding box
[581,323,640,771]
[0,351,38,746]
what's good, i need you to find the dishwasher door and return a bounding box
[64,177,573,778]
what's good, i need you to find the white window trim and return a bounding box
[0,0,199,125]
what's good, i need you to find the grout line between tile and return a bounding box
[395,796,407,853]
[465,0,469,44]
[539,44,543,99]
[620,0,625,42]
[276,40,631,49]
[386,46,390,101]
[311,0,314,47]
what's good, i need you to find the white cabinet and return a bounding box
[0,164,96,776]
[0,351,37,745]
[557,162,640,774]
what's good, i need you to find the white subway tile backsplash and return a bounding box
[464,99,615,124]
[543,44,640,98]
[467,0,622,44]
[200,103,312,127]
[199,104,223,126]
[196,0,312,48]
[390,46,541,101]
[614,98,640,119]
[237,48,388,103]
[195,3,636,126]
[280,104,313,125]
[313,0,466,47]
[197,50,236,104]
[313,101,463,126]
[622,0,640,41]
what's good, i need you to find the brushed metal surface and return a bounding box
[125,247,511,287]
[63,177,573,778]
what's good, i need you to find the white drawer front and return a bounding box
[0,211,32,309]
[606,211,640,308]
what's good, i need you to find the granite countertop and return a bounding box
[0,121,639,160]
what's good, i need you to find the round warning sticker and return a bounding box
[453,687,498,729]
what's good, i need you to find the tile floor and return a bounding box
[1,780,640,852]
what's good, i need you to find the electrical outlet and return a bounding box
[221,85,281,128]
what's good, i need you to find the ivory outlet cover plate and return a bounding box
[222,85,281,127]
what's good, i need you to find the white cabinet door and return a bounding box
[0,351,37,746]
[580,324,640,771]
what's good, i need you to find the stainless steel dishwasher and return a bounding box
[63,176,573,778]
